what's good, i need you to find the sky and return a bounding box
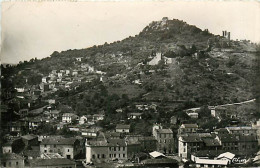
[1,1,260,64]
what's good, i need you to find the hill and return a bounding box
[1,17,259,124]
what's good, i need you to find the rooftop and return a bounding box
[217,152,235,160]
[203,138,221,147]
[108,139,126,147]
[62,113,78,117]
[21,134,38,141]
[195,158,229,165]
[128,113,142,116]
[156,129,173,134]
[116,124,130,129]
[41,137,77,145]
[149,151,165,158]
[1,153,24,160]
[226,126,255,130]
[181,124,198,128]
[30,158,75,166]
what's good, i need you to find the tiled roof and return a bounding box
[30,158,76,166]
[108,139,126,147]
[180,133,213,142]
[128,113,142,116]
[182,136,203,142]
[181,124,198,128]
[226,126,256,131]
[41,137,77,145]
[156,129,173,134]
[1,153,24,160]
[21,134,38,141]
[87,140,108,146]
[63,113,78,117]
[218,134,239,142]
[116,124,130,129]
[203,138,221,146]
[139,136,156,141]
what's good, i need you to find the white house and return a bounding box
[128,113,142,119]
[15,88,25,93]
[62,113,79,123]
[93,114,104,122]
[116,124,130,133]
[76,57,83,62]
[57,73,63,78]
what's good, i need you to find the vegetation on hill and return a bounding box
[1,17,259,133]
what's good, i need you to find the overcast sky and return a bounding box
[1,1,259,64]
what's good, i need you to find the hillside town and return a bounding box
[1,17,260,168]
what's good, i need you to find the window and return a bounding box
[54,145,56,148]
[123,154,125,158]
[183,143,186,146]
[164,140,167,143]
[184,148,186,152]
[119,154,120,158]
[16,162,18,166]
[122,147,125,151]
[114,154,116,157]
[102,154,105,158]
[3,162,6,167]
[92,155,95,159]
[44,150,47,153]
[97,154,100,158]
[67,149,70,152]
[44,145,47,147]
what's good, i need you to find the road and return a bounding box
[186,98,256,112]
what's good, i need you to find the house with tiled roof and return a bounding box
[0,153,25,168]
[128,113,142,119]
[85,138,128,163]
[62,113,79,123]
[178,124,198,134]
[178,133,214,160]
[40,137,81,159]
[21,134,38,147]
[153,128,174,154]
[116,124,131,133]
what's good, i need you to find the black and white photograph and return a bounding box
[0,1,260,167]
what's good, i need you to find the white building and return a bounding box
[116,124,130,133]
[79,116,88,125]
[76,57,83,62]
[62,113,79,123]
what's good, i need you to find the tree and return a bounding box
[198,106,211,119]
